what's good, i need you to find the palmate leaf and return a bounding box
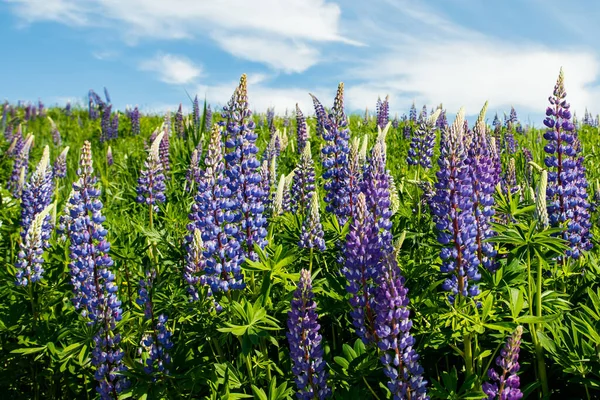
[217,299,280,337]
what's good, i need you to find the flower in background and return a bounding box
[287,269,331,400]
[482,326,523,400]
[48,116,61,146]
[175,103,184,138]
[296,103,308,154]
[291,142,316,215]
[20,146,54,240]
[54,146,69,179]
[130,106,140,135]
[107,146,114,167]
[8,134,34,197]
[136,132,166,211]
[299,191,326,252]
[376,95,389,130]
[409,103,417,122]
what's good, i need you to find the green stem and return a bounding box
[309,247,314,272]
[260,339,272,381]
[535,252,550,398]
[464,332,473,378]
[362,377,382,400]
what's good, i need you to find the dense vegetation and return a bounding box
[1,70,599,400]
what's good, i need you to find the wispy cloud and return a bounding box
[139,53,202,85]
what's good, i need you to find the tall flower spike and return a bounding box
[376,95,390,130]
[184,228,205,301]
[299,190,326,252]
[159,125,171,175]
[66,141,128,397]
[543,68,592,258]
[20,145,54,240]
[130,106,140,135]
[296,103,308,154]
[535,171,550,229]
[136,131,166,210]
[431,108,480,301]
[8,134,34,197]
[273,174,287,217]
[107,146,114,167]
[287,269,331,400]
[407,109,441,169]
[343,193,381,344]
[175,103,185,138]
[15,204,53,286]
[291,142,316,214]
[48,116,61,145]
[482,326,523,400]
[374,255,428,399]
[54,146,69,179]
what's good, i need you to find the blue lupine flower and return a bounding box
[8,134,34,197]
[287,269,331,400]
[482,326,523,400]
[175,103,185,138]
[291,142,316,215]
[15,205,53,286]
[407,110,441,169]
[184,228,205,301]
[20,146,54,240]
[54,146,69,179]
[409,103,417,122]
[377,95,389,130]
[136,132,167,210]
[130,106,140,135]
[296,103,308,154]
[299,191,326,251]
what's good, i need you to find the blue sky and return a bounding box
[1,0,599,124]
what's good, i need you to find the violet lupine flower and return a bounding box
[409,103,417,122]
[48,116,61,146]
[374,255,428,400]
[361,140,393,254]
[136,274,174,377]
[104,87,111,104]
[175,103,184,138]
[402,115,411,140]
[184,228,205,301]
[377,95,390,130]
[65,141,128,397]
[291,142,316,215]
[187,124,243,293]
[15,205,53,286]
[136,132,166,211]
[543,68,593,259]
[111,112,119,139]
[159,127,171,175]
[311,95,327,139]
[492,113,501,129]
[343,193,381,345]
[502,158,518,195]
[296,103,308,154]
[107,146,114,167]
[468,104,498,272]
[418,105,427,123]
[311,83,351,225]
[436,109,448,130]
[482,326,523,400]
[65,101,71,117]
[392,114,399,129]
[347,138,363,219]
[130,106,140,135]
[267,107,276,134]
[505,133,516,154]
[431,108,480,301]
[8,134,34,197]
[222,74,267,261]
[88,90,101,120]
[204,104,212,132]
[407,109,441,169]
[20,146,54,239]
[287,269,331,400]
[193,95,200,128]
[185,149,201,192]
[100,105,112,143]
[299,191,326,251]
[54,146,69,179]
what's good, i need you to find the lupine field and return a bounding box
[1,69,600,400]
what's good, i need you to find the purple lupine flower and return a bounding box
[130,106,140,135]
[20,146,54,240]
[431,108,480,301]
[37,99,45,118]
[402,115,412,140]
[361,140,393,254]
[299,191,326,251]
[54,146,70,179]
[311,83,351,225]
[185,148,201,192]
[374,255,428,400]
[376,95,390,130]
[492,113,501,129]
[136,132,166,210]
[193,95,200,128]
[187,124,243,293]
[291,142,316,214]
[296,103,308,154]
[106,146,114,167]
[175,103,184,138]
[436,109,448,130]
[343,193,381,345]
[522,148,533,183]
[418,105,427,123]
[48,116,61,146]
[502,158,518,195]
[260,159,273,210]
[409,103,417,122]
[65,101,71,117]
[482,326,523,400]
[7,124,23,157]
[507,106,518,126]
[110,112,119,140]
[184,228,205,301]
[287,269,331,400]
[88,89,101,120]
[544,68,592,258]
[136,273,174,377]
[282,172,293,213]
[8,134,34,197]
[283,109,291,128]
[15,205,53,286]
[311,94,327,139]
[468,104,498,272]
[204,104,212,132]
[100,105,112,143]
[347,138,363,219]
[222,74,267,261]
[267,107,276,134]
[392,114,399,129]
[407,110,441,169]
[159,127,171,176]
[65,141,128,397]
[505,133,516,154]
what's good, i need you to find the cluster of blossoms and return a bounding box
[407,109,441,169]
[311,83,351,225]
[100,105,118,142]
[106,146,114,167]
[296,103,309,154]
[8,134,34,197]
[129,106,140,135]
[482,326,523,400]
[436,109,448,130]
[298,191,326,252]
[48,116,61,146]
[287,269,331,399]
[431,108,481,301]
[193,95,200,128]
[204,104,212,132]
[136,132,167,211]
[175,103,185,138]
[409,103,417,122]
[20,146,54,239]
[63,142,128,398]
[54,146,70,178]
[290,142,316,215]
[15,205,53,286]
[543,69,593,259]
[88,89,105,120]
[376,95,389,130]
[266,107,276,134]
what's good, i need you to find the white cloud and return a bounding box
[6,0,360,73]
[139,53,202,85]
